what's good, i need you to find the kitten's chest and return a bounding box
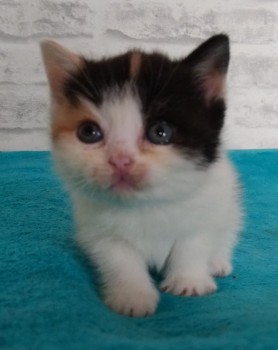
[117,206,181,263]
[76,199,189,269]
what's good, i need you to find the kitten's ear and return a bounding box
[40,40,82,100]
[185,34,229,105]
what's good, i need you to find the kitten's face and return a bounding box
[41,35,229,201]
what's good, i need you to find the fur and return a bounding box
[41,34,242,317]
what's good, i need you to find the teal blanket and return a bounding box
[1,151,277,350]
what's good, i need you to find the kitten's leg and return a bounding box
[160,235,217,296]
[85,236,159,317]
[209,240,234,277]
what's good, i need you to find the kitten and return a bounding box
[41,34,241,317]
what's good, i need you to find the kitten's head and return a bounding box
[41,35,229,202]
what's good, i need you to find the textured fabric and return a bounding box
[0,150,277,350]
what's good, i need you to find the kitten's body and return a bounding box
[73,147,239,269]
[41,35,241,317]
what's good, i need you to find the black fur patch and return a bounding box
[64,52,131,105]
[63,34,230,164]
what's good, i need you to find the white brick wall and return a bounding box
[0,0,277,150]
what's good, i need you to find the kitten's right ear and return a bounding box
[40,40,82,100]
[185,34,229,105]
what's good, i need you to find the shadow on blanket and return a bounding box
[0,150,277,350]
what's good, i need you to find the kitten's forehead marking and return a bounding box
[130,51,142,78]
[99,91,143,151]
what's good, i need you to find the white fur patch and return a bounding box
[84,90,143,155]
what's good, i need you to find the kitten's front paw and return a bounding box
[160,275,217,296]
[103,284,159,317]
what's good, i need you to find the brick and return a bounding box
[223,126,278,150]
[212,7,278,44]
[0,43,41,84]
[227,88,278,129]
[105,0,278,43]
[0,84,49,128]
[0,129,50,151]
[229,46,278,89]
[29,0,96,37]
[0,0,97,38]
[0,1,30,37]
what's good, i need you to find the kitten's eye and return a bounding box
[146,121,175,145]
[77,121,103,144]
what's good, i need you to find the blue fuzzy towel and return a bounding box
[0,150,278,350]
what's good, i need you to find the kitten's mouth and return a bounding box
[110,174,141,194]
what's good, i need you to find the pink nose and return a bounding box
[109,155,134,171]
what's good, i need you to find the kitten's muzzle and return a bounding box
[108,154,146,192]
[109,156,136,191]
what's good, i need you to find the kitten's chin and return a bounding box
[111,179,135,191]
[101,170,149,197]
[109,178,144,197]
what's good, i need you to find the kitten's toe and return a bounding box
[103,284,159,317]
[160,275,217,296]
[210,258,232,277]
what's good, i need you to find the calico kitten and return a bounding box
[41,34,241,317]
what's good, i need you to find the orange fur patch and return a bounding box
[140,141,180,167]
[130,51,142,78]
[41,40,82,101]
[51,101,98,141]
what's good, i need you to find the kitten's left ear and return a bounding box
[185,34,230,105]
[40,40,82,100]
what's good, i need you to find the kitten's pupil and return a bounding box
[147,121,175,145]
[157,126,166,138]
[77,121,103,144]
